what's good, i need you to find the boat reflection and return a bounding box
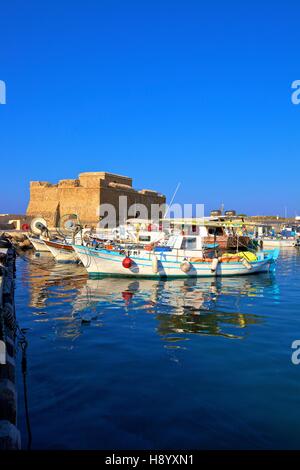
[24,255,279,341]
[73,274,279,340]
[24,253,87,309]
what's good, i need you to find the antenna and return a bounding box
[220,202,224,215]
[163,182,181,219]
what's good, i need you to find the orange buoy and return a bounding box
[122,257,132,268]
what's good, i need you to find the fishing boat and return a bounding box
[42,228,92,263]
[26,235,51,252]
[73,234,279,278]
[27,215,90,261]
[163,216,255,251]
[43,239,79,262]
[253,223,300,248]
[261,238,298,248]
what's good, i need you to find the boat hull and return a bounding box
[73,245,277,278]
[27,235,51,252]
[44,240,79,263]
[262,239,296,248]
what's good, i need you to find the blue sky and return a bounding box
[0,0,299,216]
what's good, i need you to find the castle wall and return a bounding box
[26,172,165,228]
[99,181,166,225]
[26,182,60,226]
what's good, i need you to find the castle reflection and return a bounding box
[24,253,280,341]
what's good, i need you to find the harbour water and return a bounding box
[15,250,300,449]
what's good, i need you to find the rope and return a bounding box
[4,309,32,451]
[16,325,32,450]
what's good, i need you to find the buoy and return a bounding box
[105,244,114,250]
[211,257,219,273]
[152,254,158,273]
[122,257,132,268]
[180,261,191,273]
[145,244,154,251]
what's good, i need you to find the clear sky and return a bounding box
[0,0,299,216]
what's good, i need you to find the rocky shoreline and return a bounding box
[1,232,32,251]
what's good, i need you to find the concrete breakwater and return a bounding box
[0,236,21,449]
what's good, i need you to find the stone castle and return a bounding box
[26,171,166,227]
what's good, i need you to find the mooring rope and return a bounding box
[16,324,32,450]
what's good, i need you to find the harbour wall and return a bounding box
[0,237,21,449]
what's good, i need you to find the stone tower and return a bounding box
[26,171,166,228]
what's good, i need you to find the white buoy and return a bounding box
[180,261,191,273]
[152,254,158,273]
[211,257,219,273]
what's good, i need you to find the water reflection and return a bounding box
[22,255,280,341]
[74,275,279,340]
[24,253,87,309]
[17,251,300,450]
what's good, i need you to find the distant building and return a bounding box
[26,171,166,227]
[0,214,31,231]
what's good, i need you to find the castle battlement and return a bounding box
[26,171,165,227]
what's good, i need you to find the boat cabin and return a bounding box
[166,235,203,251]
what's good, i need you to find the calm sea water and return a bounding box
[15,250,300,450]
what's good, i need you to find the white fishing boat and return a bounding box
[42,225,91,263]
[255,223,300,248]
[73,234,279,278]
[26,235,51,252]
[27,215,90,261]
[43,239,79,262]
[261,238,298,248]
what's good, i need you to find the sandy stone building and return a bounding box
[26,171,166,227]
